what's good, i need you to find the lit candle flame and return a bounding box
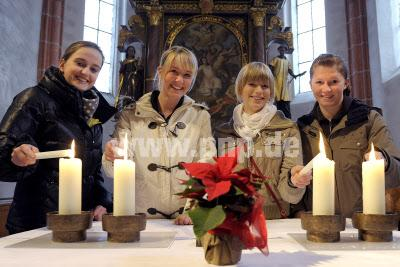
[123,133,128,161]
[369,143,376,161]
[69,140,75,158]
[319,132,326,157]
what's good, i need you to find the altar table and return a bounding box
[0,218,398,266]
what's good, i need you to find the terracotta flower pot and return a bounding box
[201,232,242,265]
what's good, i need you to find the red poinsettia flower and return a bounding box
[210,196,269,255]
[180,147,258,201]
[177,145,269,256]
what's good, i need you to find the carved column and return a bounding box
[145,6,163,92]
[37,0,64,81]
[250,7,266,63]
[345,0,372,105]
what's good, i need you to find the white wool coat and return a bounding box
[103,92,216,217]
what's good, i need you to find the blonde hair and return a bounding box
[235,62,275,102]
[154,46,198,92]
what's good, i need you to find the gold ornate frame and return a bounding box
[164,15,248,129]
[165,15,248,66]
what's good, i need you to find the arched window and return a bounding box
[292,0,326,95]
[83,0,118,93]
[376,0,400,82]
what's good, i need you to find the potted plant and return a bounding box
[177,148,269,265]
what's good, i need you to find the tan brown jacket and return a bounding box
[293,99,400,218]
[215,111,305,219]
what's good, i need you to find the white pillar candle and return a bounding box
[313,132,335,216]
[113,133,136,216]
[59,141,82,215]
[362,143,385,215]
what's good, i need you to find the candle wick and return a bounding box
[124,133,128,161]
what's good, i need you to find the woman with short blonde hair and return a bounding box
[215,62,311,219]
[103,46,216,225]
[234,62,275,102]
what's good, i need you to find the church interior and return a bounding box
[0,1,399,264]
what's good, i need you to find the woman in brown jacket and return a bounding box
[292,54,400,218]
[215,62,311,219]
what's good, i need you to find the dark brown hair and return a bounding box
[61,41,105,66]
[310,54,351,95]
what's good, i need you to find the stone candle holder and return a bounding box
[102,213,146,242]
[352,211,399,242]
[301,211,345,242]
[47,211,93,242]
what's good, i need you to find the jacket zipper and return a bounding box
[329,120,333,135]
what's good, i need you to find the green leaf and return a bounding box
[186,177,201,186]
[174,186,204,197]
[188,205,226,238]
[234,186,244,195]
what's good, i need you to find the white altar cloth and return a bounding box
[0,218,398,266]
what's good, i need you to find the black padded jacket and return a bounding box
[0,66,116,233]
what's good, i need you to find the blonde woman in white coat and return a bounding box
[103,46,216,225]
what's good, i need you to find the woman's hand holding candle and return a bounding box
[12,144,76,166]
[104,139,124,161]
[290,165,312,188]
[11,144,39,167]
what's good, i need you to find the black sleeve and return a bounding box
[93,162,113,212]
[289,185,313,217]
[0,88,43,182]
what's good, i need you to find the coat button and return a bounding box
[356,142,361,146]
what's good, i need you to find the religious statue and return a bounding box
[269,44,306,119]
[115,45,144,109]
